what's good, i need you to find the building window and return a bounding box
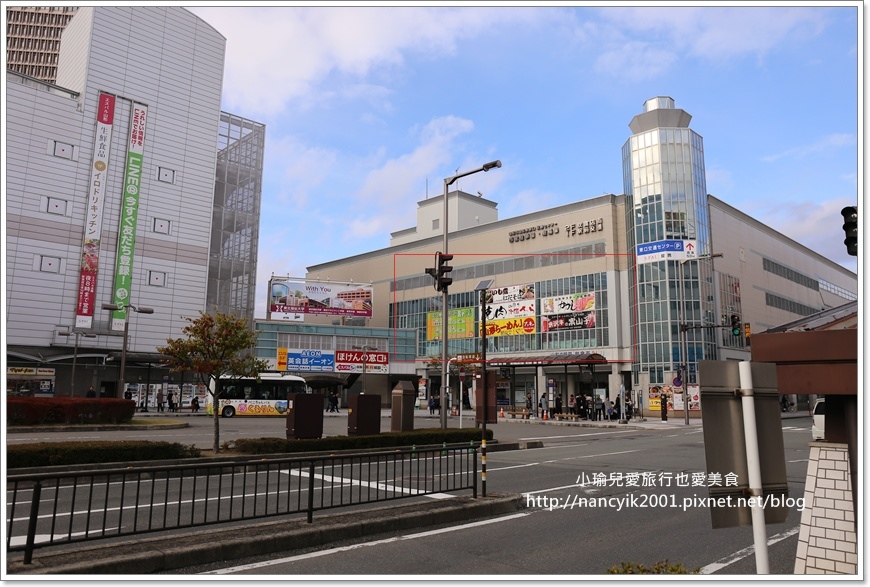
[148,271,166,287]
[40,255,60,272]
[45,196,68,215]
[52,140,74,159]
[157,167,175,184]
[152,218,171,234]
[432,219,439,231]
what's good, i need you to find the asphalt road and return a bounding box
[164,416,814,576]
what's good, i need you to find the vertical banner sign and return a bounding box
[76,92,116,328]
[111,102,148,331]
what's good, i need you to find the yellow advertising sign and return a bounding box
[482,316,537,337]
[427,307,475,341]
[277,348,288,371]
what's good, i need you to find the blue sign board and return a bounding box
[636,239,696,265]
[286,350,335,372]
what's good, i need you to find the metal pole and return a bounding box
[70,332,80,397]
[120,313,129,404]
[440,177,449,430]
[480,287,488,497]
[738,361,770,574]
[362,354,367,394]
[680,260,690,425]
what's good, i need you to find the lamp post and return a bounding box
[58,329,97,396]
[475,278,494,497]
[440,160,501,429]
[678,253,723,424]
[352,345,377,394]
[102,302,154,404]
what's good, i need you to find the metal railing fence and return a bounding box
[7,443,477,564]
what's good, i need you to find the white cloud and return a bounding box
[597,6,827,62]
[189,6,535,117]
[761,133,856,162]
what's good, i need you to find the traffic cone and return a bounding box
[499,407,505,418]
[543,411,548,421]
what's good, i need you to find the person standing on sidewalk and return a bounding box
[594,394,604,421]
[568,394,576,415]
[540,393,549,419]
[156,388,165,412]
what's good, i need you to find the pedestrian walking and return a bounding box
[428,395,435,415]
[191,396,200,413]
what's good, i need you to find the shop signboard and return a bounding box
[76,92,116,329]
[269,279,373,318]
[426,307,475,341]
[541,291,596,332]
[110,101,148,331]
[334,349,389,373]
[278,348,335,372]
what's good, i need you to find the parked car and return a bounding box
[812,398,825,440]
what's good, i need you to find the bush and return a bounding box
[607,560,700,574]
[7,440,201,469]
[6,397,136,426]
[231,427,493,455]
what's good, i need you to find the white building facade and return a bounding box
[5,6,232,397]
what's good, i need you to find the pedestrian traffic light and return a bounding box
[425,252,454,292]
[744,322,751,346]
[730,314,741,336]
[841,206,858,257]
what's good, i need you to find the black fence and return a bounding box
[7,444,478,564]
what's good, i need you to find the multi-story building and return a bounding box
[5,6,78,83]
[6,6,263,398]
[278,97,856,412]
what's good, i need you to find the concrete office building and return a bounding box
[288,97,856,412]
[5,6,264,398]
[5,6,79,83]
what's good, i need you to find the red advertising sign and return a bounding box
[75,92,115,328]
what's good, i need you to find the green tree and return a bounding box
[157,310,269,453]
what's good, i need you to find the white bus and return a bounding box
[206,372,309,418]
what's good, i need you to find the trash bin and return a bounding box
[348,393,381,436]
[286,393,325,439]
[391,381,416,432]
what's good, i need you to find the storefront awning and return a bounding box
[486,352,608,367]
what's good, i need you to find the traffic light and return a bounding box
[425,252,454,292]
[744,322,751,346]
[841,206,858,257]
[730,314,741,336]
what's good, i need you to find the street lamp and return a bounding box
[58,329,97,396]
[440,160,501,430]
[102,302,154,405]
[475,278,494,497]
[352,345,377,394]
[678,253,723,424]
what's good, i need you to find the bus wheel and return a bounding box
[221,406,236,418]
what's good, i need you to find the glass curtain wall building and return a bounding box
[208,112,266,323]
[623,97,718,386]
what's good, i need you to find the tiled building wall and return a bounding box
[794,442,857,574]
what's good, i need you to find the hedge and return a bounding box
[7,397,136,426]
[7,440,200,469]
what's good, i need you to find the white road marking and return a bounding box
[202,512,531,574]
[699,526,800,574]
[518,430,633,441]
[487,463,539,472]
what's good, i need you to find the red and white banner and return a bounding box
[76,92,116,328]
[334,350,389,373]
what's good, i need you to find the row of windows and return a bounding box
[819,278,857,301]
[762,258,819,291]
[6,24,66,38]
[7,48,59,63]
[765,293,821,317]
[391,243,607,292]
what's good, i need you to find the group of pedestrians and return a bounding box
[529,392,634,421]
[326,390,341,413]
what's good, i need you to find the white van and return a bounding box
[812,398,825,440]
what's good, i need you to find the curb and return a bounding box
[6,493,522,575]
[7,421,190,433]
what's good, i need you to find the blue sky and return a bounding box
[188,3,861,319]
